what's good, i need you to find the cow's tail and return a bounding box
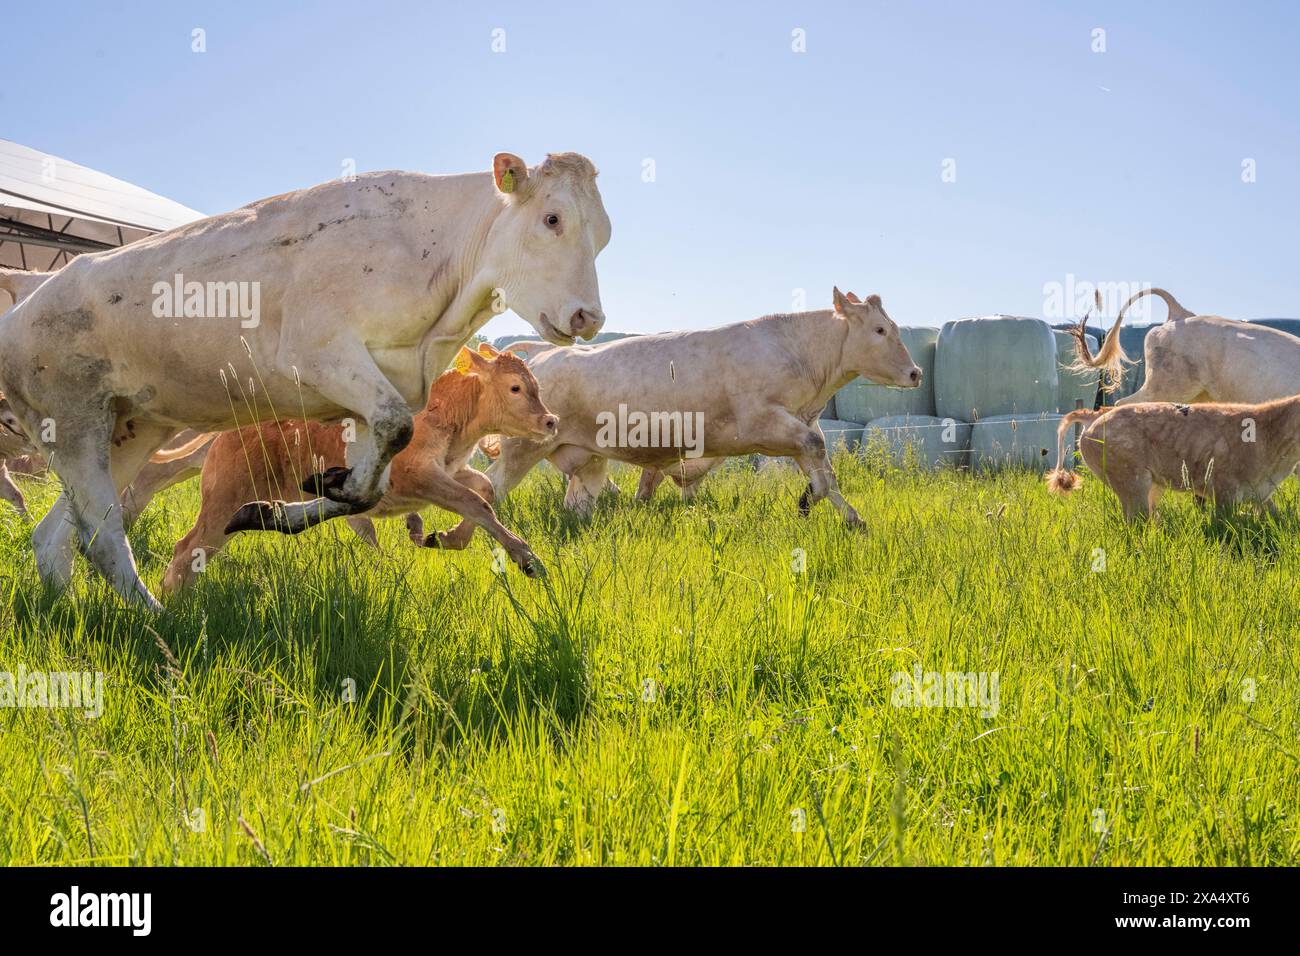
[1070,287,1193,392]
[1046,409,1101,495]
[149,431,217,463]
[478,434,502,460]
[0,268,54,304]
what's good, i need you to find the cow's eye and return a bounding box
[875,326,885,335]
[511,384,521,393]
[545,213,560,228]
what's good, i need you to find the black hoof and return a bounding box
[301,466,352,499]
[225,500,292,535]
[797,483,814,517]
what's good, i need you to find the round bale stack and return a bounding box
[862,415,972,469]
[818,418,865,452]
[934,316,1059,422]
[969,412,1076,473]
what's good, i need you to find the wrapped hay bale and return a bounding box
[970,412,1075,473]
[834,326,940,423]
[822,393,838,420]
[934,316,1058,421]
[862,414,972,469]
[818,418,864,451]
[1052,329,1100,412]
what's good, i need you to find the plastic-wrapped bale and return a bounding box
[1250,318,1300,340]
[934,316,1058,421]
[821,393,838,420]
[862,414,972,469]
[818,418,865,451]
[834,326,939,423]
[970,413,1076,473]
[1052,329,1100,412]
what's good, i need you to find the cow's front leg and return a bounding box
[752,413,863,528]
[226,345,413,535]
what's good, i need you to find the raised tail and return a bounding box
[1069,286,1194,392]
[0,268,55,305]
[1046,409,1101,495]
[149,431,217,463]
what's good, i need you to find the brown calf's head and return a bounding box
[457,343,558,439]
[832,287,921,389]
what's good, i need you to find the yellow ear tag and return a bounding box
[478,342,497,358]
[453,348,475,374]
[500,169,515,193]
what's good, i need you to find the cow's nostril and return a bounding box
[910,368,922,384]
[545,416,558,431]
[569,310,587,334]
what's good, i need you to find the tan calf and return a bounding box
[163,344,556,592]
[1047,396,1300,519]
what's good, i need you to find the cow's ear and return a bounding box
[832,287,851,316]
[493,153,529,195]
[478,342,500,358]
[865,294,882,309]
[844,291,862,305]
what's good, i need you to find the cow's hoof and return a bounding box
[301,466,352,499]
[519,554,545,578]
[225,500,289,534]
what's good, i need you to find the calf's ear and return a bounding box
[493,153,529,195]
[845,291,862,304]
[478,342,501,358]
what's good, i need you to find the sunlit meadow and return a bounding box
[0,449,1295,866]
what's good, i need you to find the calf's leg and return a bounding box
[405,466,543,576]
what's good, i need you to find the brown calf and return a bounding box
[1047,396,1300,519]
[162,344,557,592]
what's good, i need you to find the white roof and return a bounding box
[0,139,204,232]
[0,138,205,279]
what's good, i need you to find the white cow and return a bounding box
[0,152,611,610]
[1071,287,1300,405]
[489,289,921,525]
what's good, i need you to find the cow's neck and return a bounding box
[414,180,511,396]
[782,310,854,411]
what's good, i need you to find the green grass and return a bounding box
[0,450,1296,866]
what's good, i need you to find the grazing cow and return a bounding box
[0,151,610,610]
[162,344,556,592]
[1047,396,1300,519]
[489,288,921,525]
[1071,287,1300,404]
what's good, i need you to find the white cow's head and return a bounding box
[482,152,611,345]
[832,288,921,389]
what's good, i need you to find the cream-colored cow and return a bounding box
[1071,287,1300,405]
[0,152,611,610]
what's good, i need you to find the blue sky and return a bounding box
[5,1,1298,336]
